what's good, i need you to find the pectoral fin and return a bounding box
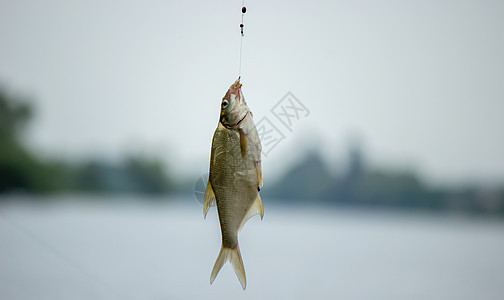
[255,160,263,188]
[203,181,215,219]
[239,129,247,158]
[238,193,264,232]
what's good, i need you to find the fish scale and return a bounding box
[203,78,263,290]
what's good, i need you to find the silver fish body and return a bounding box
[204,78,263,290]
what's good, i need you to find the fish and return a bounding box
[203,78,263,290]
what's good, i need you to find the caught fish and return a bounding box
[204,78,263,290]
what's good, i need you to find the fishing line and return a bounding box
[238,0,246,78]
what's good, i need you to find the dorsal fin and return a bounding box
[203,181,215,218]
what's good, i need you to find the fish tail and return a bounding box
[210,244,246,290]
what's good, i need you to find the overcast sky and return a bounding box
[1,0,503,184]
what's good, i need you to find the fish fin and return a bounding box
[210,244,246,290]
[255,160,263,188]
[239,129,247,158]
[238,193,264,232]
[203,181,215,219]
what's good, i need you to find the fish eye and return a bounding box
[222,99,229,108]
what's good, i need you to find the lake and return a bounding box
[1,196,503,300]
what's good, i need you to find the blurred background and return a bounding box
[1,0,503,299]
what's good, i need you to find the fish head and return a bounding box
[220,78,249,128]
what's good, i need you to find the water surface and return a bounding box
[1,196,503,299]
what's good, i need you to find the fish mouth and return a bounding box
[225,77,242,102]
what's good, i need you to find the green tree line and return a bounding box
[0,86,173,195]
